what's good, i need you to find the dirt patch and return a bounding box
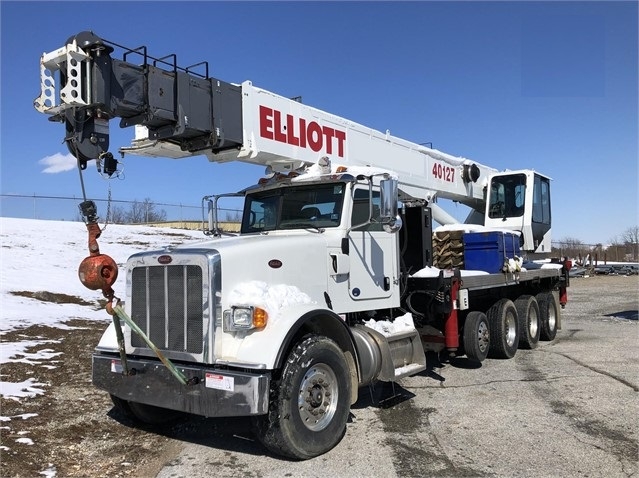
[0,319,183,478]
[10,290,96,306]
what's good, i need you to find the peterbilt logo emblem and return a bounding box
[268,259,283,269]
[158,255,173,264]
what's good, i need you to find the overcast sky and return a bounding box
[1,1,637,244]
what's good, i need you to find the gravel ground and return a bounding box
[1,274,637,477]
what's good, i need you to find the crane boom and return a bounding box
[36,31,493,211]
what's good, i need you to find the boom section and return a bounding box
[34,31,243,167]
[236,83,496,211]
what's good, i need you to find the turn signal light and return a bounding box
[253,307,268,328]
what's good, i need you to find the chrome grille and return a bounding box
[130,265,203,354]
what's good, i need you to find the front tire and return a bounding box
[252,335,351,460]
[487,299,519,359]
[463,311,490,362]
[515,295,540,349]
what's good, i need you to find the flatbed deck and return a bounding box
[460,267,562,291]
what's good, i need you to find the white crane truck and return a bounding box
[34,32,570,459]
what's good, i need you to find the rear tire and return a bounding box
[487,299,519,359]
[514,295,540,349]
[463,311,490,362]
[252,335,351,460]
[537,291,559,341]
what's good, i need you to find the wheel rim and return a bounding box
[505,311,517,347]
[529,308,539,337]
[477,320,490,353]
[547,305,556,331]
[298,363,338,431]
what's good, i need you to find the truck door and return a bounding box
[347,187,396,300]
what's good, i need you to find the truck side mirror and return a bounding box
[380,178,402,233]
[205,198,218,236]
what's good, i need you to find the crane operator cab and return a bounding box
[484,170,552,256]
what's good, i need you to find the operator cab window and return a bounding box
[532,175,551,225]
[488,174,526,219]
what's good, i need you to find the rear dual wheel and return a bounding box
[487,299,519,359]
[537,291,559,341]
[514,295,540,349]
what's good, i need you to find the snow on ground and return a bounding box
[0,217,203,403]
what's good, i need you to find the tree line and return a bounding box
[104,198,242,224]
[108,198,167,224]
[553,226,639,262]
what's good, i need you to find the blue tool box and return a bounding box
[463,231,521,273]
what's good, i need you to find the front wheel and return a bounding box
[252,335,351,460]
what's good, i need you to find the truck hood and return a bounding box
[178,231,332,308]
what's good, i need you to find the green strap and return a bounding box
[112,305,189,386]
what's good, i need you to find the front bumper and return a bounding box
[93,354,270,417]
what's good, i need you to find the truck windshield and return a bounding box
[241,183,345,233]
[488,174,526,219]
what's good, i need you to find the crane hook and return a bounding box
[78,221,119,314]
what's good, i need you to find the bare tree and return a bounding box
[621,226,639,261]
[145,198,167,223]
[105,198,167,224]
[552,237,589,260]
[606,235,625,262]
[108,205,128,224]
[128,200,146,224]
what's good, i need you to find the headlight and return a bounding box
[223,306,268,331]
